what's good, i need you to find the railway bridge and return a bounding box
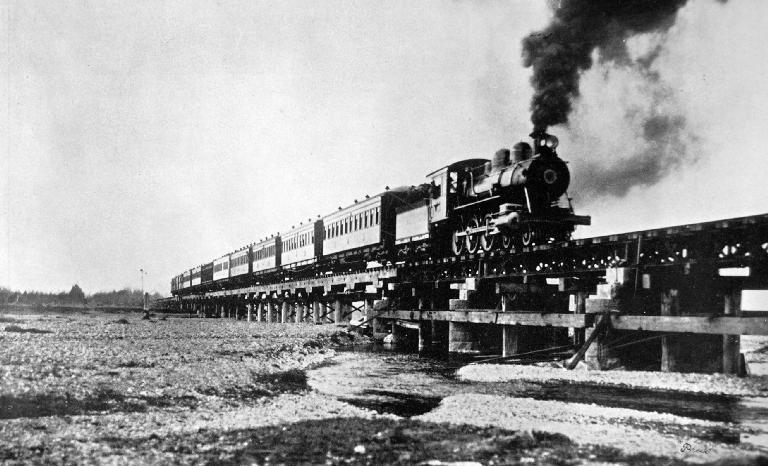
[175,213,768,375]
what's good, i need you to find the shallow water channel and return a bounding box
[306,345,768,449]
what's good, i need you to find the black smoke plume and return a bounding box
[522,0,689,132]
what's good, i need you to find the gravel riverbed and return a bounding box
[1,310,767,464]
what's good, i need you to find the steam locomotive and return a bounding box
[171,132,590,294]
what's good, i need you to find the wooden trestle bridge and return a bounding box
[175,213,768,375]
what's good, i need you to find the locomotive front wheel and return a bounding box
[451,228,464,255]
[465,216,480,254]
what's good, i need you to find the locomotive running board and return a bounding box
[453,196,501,211]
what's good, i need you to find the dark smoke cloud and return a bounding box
[573,109,696,198]
[522,0,689,132]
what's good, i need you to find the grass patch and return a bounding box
[116,360,155,368]
[0,389,142,419]
[4,325,52,334]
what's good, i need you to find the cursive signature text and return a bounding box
[680,442,714,455]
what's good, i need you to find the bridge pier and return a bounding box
[661,290,680,372]
[723,289,742,375]
[389,320,407,345]
[295,301,304,324]
[573,292,587,347]
[418,321,431,352]
[448,322,479,353]
[334,299,342,324]
[502,325,520,358]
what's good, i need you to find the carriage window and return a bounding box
[375,207,379,225]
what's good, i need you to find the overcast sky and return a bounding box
[2,0,767,295]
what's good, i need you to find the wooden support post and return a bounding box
[313,301,320,325]
[573,292,586,347]
[295,303,303,323]
[334,299,342,324]
[220,304,225,319]
[566,315,607,370]
[257,302,263,322]
[390,320,407,345]
[267,301,274,323]
[661,289,679,372]
[418,321,431,352]
[365,298,376,334]
[247,303,253,322]
[281,301,289,323]
[723,289,742,375]
[502,325,520,358]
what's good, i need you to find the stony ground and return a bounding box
[1,310,767,465]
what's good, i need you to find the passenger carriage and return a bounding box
[213,253,230,282]
[190,265,202,288]
[281,221,322,269]
[181,270,191,291]
[201,262,214,286]
[252,236,281,276]
[228,247,251,280]
[322,187,426,265]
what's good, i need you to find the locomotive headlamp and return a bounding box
[544,135,559,149]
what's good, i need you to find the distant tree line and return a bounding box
[0,285,164,308]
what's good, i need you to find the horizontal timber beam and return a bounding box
[379,310,592,328]
[610,315,768,335]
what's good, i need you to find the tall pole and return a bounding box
[140,268,148,311]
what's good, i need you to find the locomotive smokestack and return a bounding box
[530,130,547,156]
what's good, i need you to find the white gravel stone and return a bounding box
[457,363,768,396]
